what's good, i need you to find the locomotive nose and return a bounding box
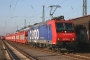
[57,33,76,42]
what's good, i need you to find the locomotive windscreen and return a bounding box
[55,22,74,32]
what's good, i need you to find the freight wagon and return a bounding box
[72,15,90,49]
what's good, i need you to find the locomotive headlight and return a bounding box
[57,38,61,40]
[58,38,60,40]
[72,38,74,40]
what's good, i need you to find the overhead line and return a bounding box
[26,0,68,19]
[4,0,18,35]
[7,0,18,24]
[58,0,67,4]
[4,0,68,35]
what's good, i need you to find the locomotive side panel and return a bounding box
[28,24,52,44]
[28,27,39,43]
[39,25,48,40]
[28,28,34,42]
[39,24,52,44]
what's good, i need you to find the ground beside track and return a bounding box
[3,40,90,60]
[0,40,7,60]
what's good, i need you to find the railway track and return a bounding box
[29,46,90,60]
[2,40,37,60]
[62,53,90,60]
[42,49,90,60]
[5,40,90,60]
[41,49,90,60]
[32,46,90,60]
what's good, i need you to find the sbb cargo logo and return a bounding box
[30,29,39,39]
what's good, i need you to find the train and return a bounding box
[5,26,30,44]
[5,16,76,51]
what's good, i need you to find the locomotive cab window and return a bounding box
[55,22,74,32]
[55,22,64,32]
[65,23,74,30]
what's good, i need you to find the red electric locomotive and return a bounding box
[47,16,76,50]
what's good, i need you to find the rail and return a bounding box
[2,40,37,60]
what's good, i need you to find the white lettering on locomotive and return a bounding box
[30,29,39,40]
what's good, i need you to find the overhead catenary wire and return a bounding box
[3,1,12,35]
[58,0,67,4]
[7,0,18,24]
[25,0,68,20]
[3,0,18,35]
[26,0,69,23]
[25,0,49,18]
[3,0,86,35]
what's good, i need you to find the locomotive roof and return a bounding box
[16,25,31,32]
[32,22,47,27]
[30,16,72,28]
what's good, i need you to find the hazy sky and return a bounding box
[0,0,90,35]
